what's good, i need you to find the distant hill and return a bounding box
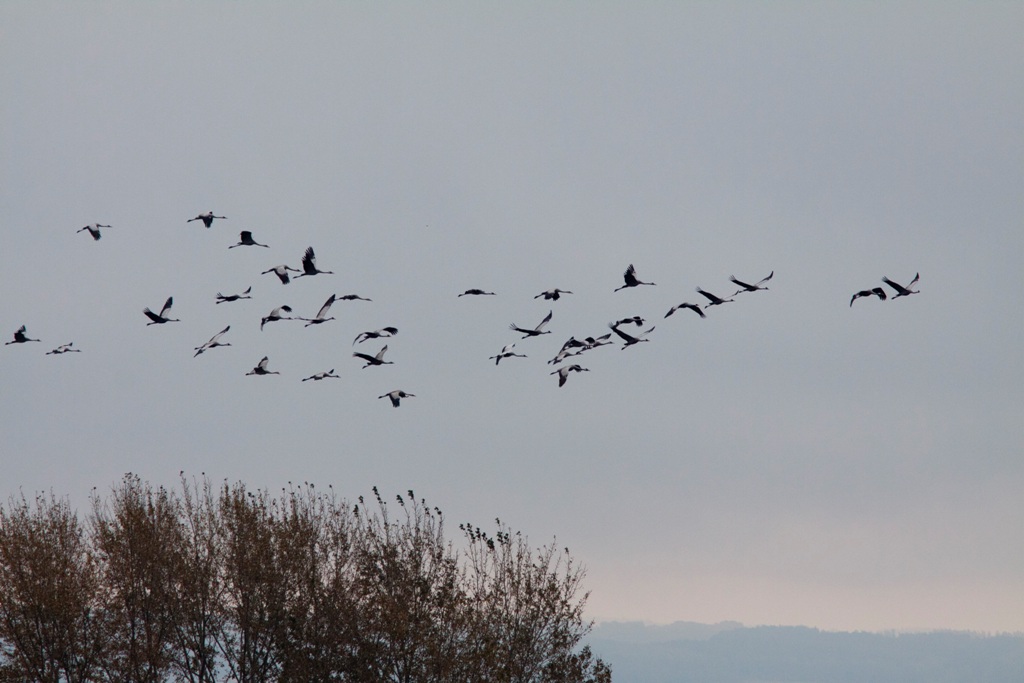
[587,622,1024,683]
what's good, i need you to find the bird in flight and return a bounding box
[294,246,334,278]
[882,273,920,299]
[300,294,337,327]
[459,288,496,297]
[260,305,294,330]
[550,364,589,387]
[612,316,645,327]
[246,356,280,376]
[850,287,887,307]
[489,343,527,365]
[614,264,655,292]
[610,323,655,349]
[262,264,302,285]
[77,223,111,241]
[696,286,734,308]
[730,271,773,295]
[510,310,553,339]
[302,369,340,382]
[378,389,415,407]
[216,286,252,304]
[534,288,573,301]
[353,327,398,345]
[664,302,705,319]
[5,325,40,345]
[46,342,81,355]
[353,345,394,368]
[144,297,180,325]
[228,231,269,248]
[193,326,231,357]
[337,293,372,302]
[188,212,226,228]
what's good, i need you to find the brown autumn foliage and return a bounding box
[0,475,611,683]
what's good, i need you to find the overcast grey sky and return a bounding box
[2,2,1022,633]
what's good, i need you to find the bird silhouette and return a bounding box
[730,271,773,295]
[459,288,496,297]
[353,327,398,344]
[260,305,294,330]
[337,293,372,302]
[696,287,734,308]
[353,345,394,368]
[302,369,340,381]
[534,288,573,301]
[193,326,231,357]
[610,323,655,349]
[144,297,180,325]
[378,389,415,407]
[850,287,887,307]
[77,223,111,241]
[665,302,706,318]
[46,342,81,355]
[489,343,527,365]
[300,294,337,327]
[294,246,333,278]
[550,364,589,387]
[262,265,302,284]
[5,325,40,345]
[228,231,269,248]
[187,212,226,228]
[614,264,655,291]
[5,325,40,348]
[882,273,920,299]
[510,310,553,338]
[245,356,280,376]
[216,286,252,304]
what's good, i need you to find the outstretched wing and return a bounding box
[301,246,316,273]
[316,294,336,318]
[160,297,174,317]
[535,310,553,331]
[609,325,639,344]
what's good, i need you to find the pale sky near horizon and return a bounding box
[2,2,1022,634]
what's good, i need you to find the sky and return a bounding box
[1,2,1022,634]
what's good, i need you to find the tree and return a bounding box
[0,476,612,682]
[0,493,102,683]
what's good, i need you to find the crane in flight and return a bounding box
[300,294,337,327]
[193,326,231,357]
[353,327,398,345]
[696,286,734,308]
[246,356,280,376]
[510,310,553,339]
[850,287,887,307]
[614,264,655,292]
[77,223,111,241]
[489,343,527,365]
[187,212,226,228]
[378,389,415,407]
[260,305,294,330]
[534,288,573,301]
[664,302,705,319]
[144,297,180,325]
[294,246,334,278]
[46,342,81,355]
[216,286,252,304]
[610,322,655,349]
[228,231,269,248]
[5,325,40,345]
[459,288,496,297]
[262,265,301,285]
[882,273,920,299]
[550,364,589,387]
[337,293,372,302]
[302,369,340,382]
[730,271,773,295]
[353,345,394,368]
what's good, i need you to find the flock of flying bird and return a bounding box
[7,213,921,402]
